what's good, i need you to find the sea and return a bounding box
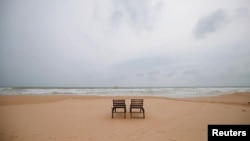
[0,87,250,98]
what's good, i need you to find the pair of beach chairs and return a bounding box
[112,99,145,119]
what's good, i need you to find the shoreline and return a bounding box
[0,92,249,106]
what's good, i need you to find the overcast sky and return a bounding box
[0,0,250,87]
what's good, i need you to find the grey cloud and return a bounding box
[103,56,174,85]
[235,7,249,18]
[193,9,227,39]
[1,0,250,87]
[110,0,163,31]
[135,73,144,78]
[112,56,174,71]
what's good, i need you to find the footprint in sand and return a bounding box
[48,136,56,140]
[10,135,18,139]
[67,136,78,139]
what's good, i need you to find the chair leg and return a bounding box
[130,108,132,118]
[142,108,145,118]
[112,108,115,118]
[124,108,126,118]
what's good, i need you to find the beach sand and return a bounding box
[0,93,249,141]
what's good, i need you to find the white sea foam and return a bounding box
[0,87,250,98]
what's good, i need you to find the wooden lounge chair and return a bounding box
[112,99,126,118]
[130,99,145,118]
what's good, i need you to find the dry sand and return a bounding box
[0,93,249,141]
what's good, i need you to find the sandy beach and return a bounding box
[0,93,249,141]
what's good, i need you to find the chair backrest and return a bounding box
[131,99,143,107]
[113,99,126,107]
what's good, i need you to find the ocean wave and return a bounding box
[0,87,250,98]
